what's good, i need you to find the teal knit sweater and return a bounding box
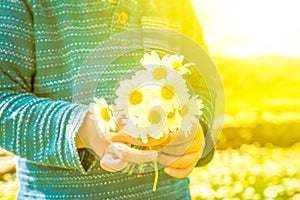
[0,0,214,199]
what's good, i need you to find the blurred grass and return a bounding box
[214,55,300,148]
[190,143,300,200]
[215,55,300,114]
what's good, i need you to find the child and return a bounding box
[0,0,214,199]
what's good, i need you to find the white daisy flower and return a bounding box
[144,65,169,81]
[179,96,203,137]
[140,51,184,82]
[146,64,184,83]
[131,70,154,84]
[89,97,116,134]
[161,54,194,75]
[123,85,160,127]
[140,51,161,68]
[114,71,157,111]
[164,109,182,134]
[159,78,190,113]
[122,118,145,140]
[117,85,166,143]
[196,98,204,116]
[114,78,144,109]
[120,104,167,143]
[139,106,167,143]
[114,82,155,131]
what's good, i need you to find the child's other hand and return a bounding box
[156,123,205,178]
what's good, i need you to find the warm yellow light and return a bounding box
[193,0,300,57]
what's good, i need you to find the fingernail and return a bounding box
[164,167,170,174]
[152,151,158,159]
[101,153,127,172]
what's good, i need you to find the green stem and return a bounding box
[152,160,159,191]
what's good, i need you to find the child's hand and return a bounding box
[76,112,158,172]
[156,123,205,178]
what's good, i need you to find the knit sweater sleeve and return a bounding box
[0,0,89,173]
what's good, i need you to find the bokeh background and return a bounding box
[189,0,300,199]
[1,0,300,199]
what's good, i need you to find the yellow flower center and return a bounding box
[100,107,111,122]
[129,90,143,105]
[161,86,175,100]
[172,61,182,69]
[180,104,189,117]
[152,67,167,80]
[167,111,175,119]
[148,109,162,124]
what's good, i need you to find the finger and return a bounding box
[157,151,200,168]
[106,142,158,163]
[164,164,195,178]
[100,152,128,172]
[87,138,110,158]
[107,131,170,146]
[161,135,204,156]
[166,123,201,146]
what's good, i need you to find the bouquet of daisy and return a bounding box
[89,51,203,190]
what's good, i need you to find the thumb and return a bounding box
[100,152,128,172]
[105,142,158,163]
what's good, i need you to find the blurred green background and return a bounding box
[189,55,300,200]
[215,56,300,149]
[189,0,300,198]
